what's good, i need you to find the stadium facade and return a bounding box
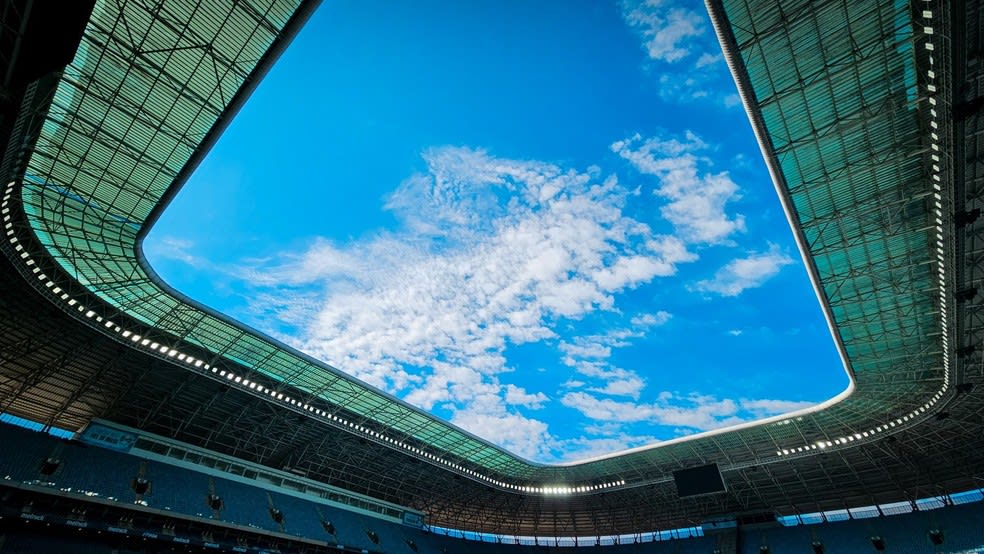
[0,0,981,544]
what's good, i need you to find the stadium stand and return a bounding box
[3,421,984,553]
[214,475,285,532]
[742,502,984,554]
[0,421,388,552]
[0,426,57,484]
[56,442,141,503]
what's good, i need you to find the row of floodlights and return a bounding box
[4,181,626,497]
[922,7,950,389]
[775,5,950,458]
[775,392,945,457]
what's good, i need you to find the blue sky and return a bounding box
[144,0,847,463]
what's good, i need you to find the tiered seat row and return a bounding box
[4,423,983,553]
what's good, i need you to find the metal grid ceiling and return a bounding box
[727,0,942,385]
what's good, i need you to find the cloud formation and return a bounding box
[233,146,692,459]
[695,244,794,296]
[612,132,745,244]
[561,391,813,433]
[620,0,740,107]
[161,143,807,462]
[621,0,706,63]
[556,311,673,404]
[144,237,208,269]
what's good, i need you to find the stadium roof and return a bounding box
[1,0,982,537]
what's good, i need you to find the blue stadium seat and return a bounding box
[268,489,335,539]
[53,441,140,501]
[210,474,279,531]
[744,502,984,554]
[0,424,65,483]
[139,459,211,515]
[317,502,382,551]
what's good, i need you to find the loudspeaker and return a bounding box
[39,457,60,476]
[130,477,150,495]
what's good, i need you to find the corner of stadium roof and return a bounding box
[0,0,969,530]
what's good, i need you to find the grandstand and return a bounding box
[0,0,982,552]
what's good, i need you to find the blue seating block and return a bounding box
[4,422,984,554]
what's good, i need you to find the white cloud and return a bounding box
[559,341,612,361]
[231,146,695,460]
[695,52,724,69]
[740,398,815,417]
[588,376,647,399]
[619,1,744,108]
[630,310,672,327]
[561,391,814,433]
[695,244,794,296]
[240,238,363,287]
[612,133,745,244]
[209,141,797,461]
[451,407,552,460]
[145,237,208,268]
[561,391,740,430]
[504,384,548,409]
[653,73,745,109]
[621,0,706,63]
[552,430,661,462]
[557,322,673,401]
[657,73,711,102]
